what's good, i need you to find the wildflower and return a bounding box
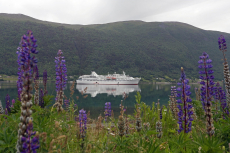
[39,89,44,108]
[104,102,111,121]
[20,119,40,152]
[198,52,215,136]
[218,35,230,105]
[156,121,162,138]
[214,82,229,118]
[177,67,193,133]
[170,86,178,118]
[160,107,163,120]
[53,50,67,112]
[118,100,125,137]
[16,30,38,152]
[11,99,15,108]
[156,102,163,138]
[79,109,87,139]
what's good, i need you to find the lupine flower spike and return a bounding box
[198,52,215,136]
[104,102,111,121]
[79,109,87,139]
[170,86,178,119]
[11,99,15,108]
[16,30,38,152]
[214,82,229,119]
[218,35,230,106]
[177,67,193,133]
[39,89,44,108]
[156,100,162,138]
[53,50,67,112]
[21,119,40,152]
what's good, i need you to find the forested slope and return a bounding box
[0,13,229,81]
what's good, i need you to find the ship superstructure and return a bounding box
[76,71,141,85]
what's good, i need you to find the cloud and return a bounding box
[0,0,229,33]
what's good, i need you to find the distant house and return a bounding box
[0,75,2,78]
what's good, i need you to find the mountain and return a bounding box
[0,13,229,81]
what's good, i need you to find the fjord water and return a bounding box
[0,81,202,118]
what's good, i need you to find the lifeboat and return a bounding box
[106,77,111,80]
[112,77,116,80]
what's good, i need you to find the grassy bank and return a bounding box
[0,92,229,153]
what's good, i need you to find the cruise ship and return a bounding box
[76,71,141,85]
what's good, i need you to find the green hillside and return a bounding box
[0,13,229,81]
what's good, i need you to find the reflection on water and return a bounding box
[76,84,141,97]
[0,81,224,118]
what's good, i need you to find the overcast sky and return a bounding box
[0,0,230,33]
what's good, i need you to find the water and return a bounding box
[0,81,204,118]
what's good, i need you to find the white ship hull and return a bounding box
[76,79,140,85]
[76,71,141,85]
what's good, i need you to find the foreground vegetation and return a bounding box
[0,91,229,153]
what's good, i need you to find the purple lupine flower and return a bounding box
[199,52,215,109]
[39,89,44,108]
[54,50,67,112]
[11,99,15,108]
[218,35,227,51]
[104,102,111,121]
[160,107,163,120]
[16,30,38,100]
[5,94,11,113]
[214,82,229,118]
[21,119,40,152]
[218,35,230,107]
[79,109,87,139]
[177,67,193,133]
[198,52,215,136]
[16,30,39,152]
[43,70,48,95]
[55,50,67,93]
[19,30,38,73]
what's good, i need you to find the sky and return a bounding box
[0,0,230,33]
